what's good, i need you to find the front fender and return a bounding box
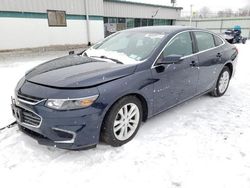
[96,69,155,122]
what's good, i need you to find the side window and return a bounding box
[194,31,215,51]
[162,32,193,57]
[214,35,224,46]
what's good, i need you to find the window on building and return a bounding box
[159,19,166,25]
[161,19,168,25]
[118,18,126,23]
[126,19,134,28]
[153,19,172,26]
[108,17,117,23]
[134,19,141,27]
[142,19,147,26]
[47,10,66,27]
[117,18,126,31]
[104,17,108,24]
[194,31,215,51]
[164,20,172,25]
[153,19,160,25]
[148,19,153,26]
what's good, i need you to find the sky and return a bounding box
[132,0,250,13]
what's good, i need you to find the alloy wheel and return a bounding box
[218,71,230,93]
[113,103,140,141]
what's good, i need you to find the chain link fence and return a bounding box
[176,17,250,38]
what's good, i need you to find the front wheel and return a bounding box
[210,66,231,97]
[101,96,142,147]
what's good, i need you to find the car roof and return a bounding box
[123,26,200,34]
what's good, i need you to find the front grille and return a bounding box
[17,92,43,104]
[22,109,41,127]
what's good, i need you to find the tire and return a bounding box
[101,96,142,147]
[210,66,231,97]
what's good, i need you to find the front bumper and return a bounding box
[11,93,104,150]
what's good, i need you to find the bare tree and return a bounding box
[199,6,210,18]
[217,10,225,17]
[241,4,250,16]
[171,0,176,7]
[224,8,234,17]
[216,8,234,17]
[238,8,249,16]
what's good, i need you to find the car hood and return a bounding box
[25,55,137,88]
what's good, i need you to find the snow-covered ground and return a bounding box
[0,43,250,188]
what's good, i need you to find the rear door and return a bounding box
[193,31,224,93]
[151,31,199,114]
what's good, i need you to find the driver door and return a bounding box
[151,31,199,114]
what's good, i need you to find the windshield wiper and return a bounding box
[90,55,123,64]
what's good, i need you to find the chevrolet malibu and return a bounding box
[11,26,238,150]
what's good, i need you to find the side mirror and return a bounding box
[69,51,75,55]
[159,54,183,64]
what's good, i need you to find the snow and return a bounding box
[86,48,140,64]
[0,43,250,188]
[0,51,68,128]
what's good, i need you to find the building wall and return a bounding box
[103,0,181,19]
[0,0,103,15]
[0,0,181,51]
[103,0,181,37]
[176,17,250,38]
[0,0,104,51]
[0,13,104,51]
[0,16,104,50]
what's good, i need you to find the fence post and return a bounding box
[220,19,223,33]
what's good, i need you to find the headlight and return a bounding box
[45,95,98,110]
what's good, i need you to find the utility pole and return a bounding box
[171,0,176,7]
[84,0,91,46]
[189,4,193,26]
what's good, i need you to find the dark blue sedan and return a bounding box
[11,26,238,150]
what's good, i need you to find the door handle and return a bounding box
[190,61,197,67]
[216,53,222,58]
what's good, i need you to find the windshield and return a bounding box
[85,31,165,64]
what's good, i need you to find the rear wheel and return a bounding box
[210,66,231,97]
[101,96,142,147]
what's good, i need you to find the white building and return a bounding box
[0,0,182,51]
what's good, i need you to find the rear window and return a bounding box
[214,35,224,46]
[194,31,215,51]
